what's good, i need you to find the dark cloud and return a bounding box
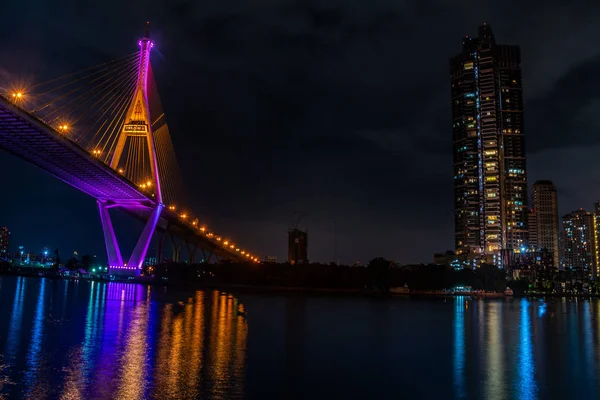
[526,54,600,152]
[1,0,600,264]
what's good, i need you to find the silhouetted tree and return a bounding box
[51,248,62,271]
[66,257,79,271]
[368,257,392,290]
[81,254,93,270]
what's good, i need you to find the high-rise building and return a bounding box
[450,24,528,266]
[530,181,560,266]
[0,227,9,259]
[288,229,308,265]
[527,209,537,248]
[561,210,596,278]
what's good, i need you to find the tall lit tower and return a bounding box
[530,181,559,266]
[450,24,528,266]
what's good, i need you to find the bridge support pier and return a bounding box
[200,248,215,264]
[128,204,164,271]
[98,200,124,269]
[186,242,197,264]
[156,231,166,265]
[99,202,163,276]
[170,234,182,262]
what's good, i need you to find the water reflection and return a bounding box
[485,301,504,400]
[6,276,600,399]
[5,277,26,359]
[453,296,466,399]
[24,278,46,398]
[518,299,537,400]
[0,278,247,400]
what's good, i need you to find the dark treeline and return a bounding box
[152,257,511,293]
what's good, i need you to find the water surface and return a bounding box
[0,276,599,399]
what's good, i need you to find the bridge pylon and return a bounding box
[101,23,164,277]
[110,22,162,203]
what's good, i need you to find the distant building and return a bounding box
[288,229,308,265]
[263,256,277,264]
[433,250,491,270]
[561,210,596,278]
[529,181,560,266]
[528,209,537,249]
[0,227,9,259]
[433,251,457,267]
[450,23,528,267]
[594,202,600,272]
[144,256,157,266]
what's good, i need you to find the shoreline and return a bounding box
[0,271,596,299]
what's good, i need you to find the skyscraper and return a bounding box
[561,210,596,278]
[530,181,560,266]
[450,24,528,266]
[0,227,9,259]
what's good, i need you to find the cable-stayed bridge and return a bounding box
[0,23,260,276]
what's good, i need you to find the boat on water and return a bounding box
[390,284,410,295]
[451,285,473,295]
[504,287,514,296]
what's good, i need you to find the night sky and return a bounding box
[1,1,600,264]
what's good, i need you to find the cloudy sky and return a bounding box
[1,0,600,264]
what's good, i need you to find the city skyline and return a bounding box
[2,2,600,264]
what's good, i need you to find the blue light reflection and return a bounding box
[518,299,537,400]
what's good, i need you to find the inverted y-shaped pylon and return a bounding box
[99,22,164,276]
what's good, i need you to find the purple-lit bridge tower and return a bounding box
[0,24,260,276]
[100,24,163,274]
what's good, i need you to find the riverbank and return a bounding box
[4,269,596,298]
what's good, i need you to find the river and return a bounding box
[0,276,599,399]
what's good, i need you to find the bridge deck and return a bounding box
[0,95,246,262]
[0,95,149,202]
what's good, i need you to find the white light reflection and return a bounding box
[485,302,504,400]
